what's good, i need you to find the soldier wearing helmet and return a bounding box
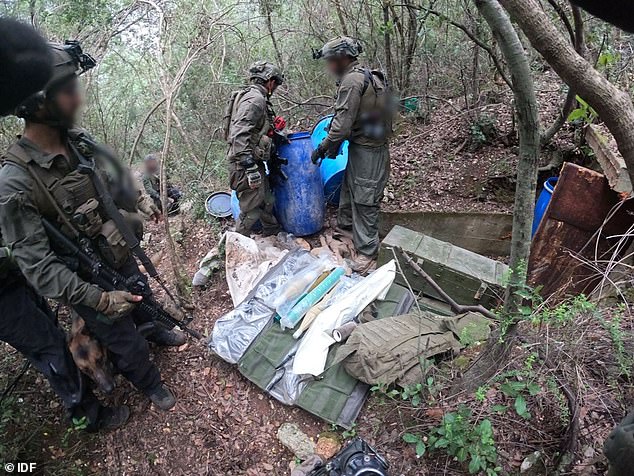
[0,23,130,432]
[0,40,181,420]
[224,60,285,236]
[312,36,392,273]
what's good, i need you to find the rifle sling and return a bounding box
[26,163,81,240]
[68,141,159,278]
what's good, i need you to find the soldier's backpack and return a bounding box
[358,68,394,140]
[222,87,251,142]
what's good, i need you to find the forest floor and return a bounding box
[1,71,630,475]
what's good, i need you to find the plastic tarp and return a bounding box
[292,260,397,376]
[209,249,316,363]
[225,231,293,306]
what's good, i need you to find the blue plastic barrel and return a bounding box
[311,115,349,204]
[274,132,325,236]
[532,176,558,237]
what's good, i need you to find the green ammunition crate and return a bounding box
[378,225,508,309]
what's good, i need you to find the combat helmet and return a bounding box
[313,36,363,60]
[16,40,96,118]
[248,61,284,85]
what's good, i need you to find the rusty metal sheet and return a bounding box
[546,164,615,231]
[528,162,633,298]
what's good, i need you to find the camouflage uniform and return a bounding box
[0,136,163,395]
[142,172,161,207]
[227,84,278,235]
[142,170,181,214]
[226,62,283,236]
[316,38,391,258]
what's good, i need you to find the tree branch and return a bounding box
[424,8,513,89]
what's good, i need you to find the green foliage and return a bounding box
[403,406,501,475]
[402,432,427,458]
[597,305,633,377]
[62,416,89,447]
[371,376,437,408]
[329,423,357,439]
[498,259,596,337]
[567,96,598,125]
[547,377,571,427]
[468,114,497,150]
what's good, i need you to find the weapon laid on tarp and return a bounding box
[42,218,201,339]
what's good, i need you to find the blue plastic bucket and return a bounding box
[532,176,558,237]
[230,190,240,221]
[311,115,349,204]
[274,132,325,236]
[230,190,261,231]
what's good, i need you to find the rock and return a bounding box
[315,432,341,460]
[277,423,315,461]
[520,451,543,474]
[290,455,324,476]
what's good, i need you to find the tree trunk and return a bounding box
[540,2,586,145]
[455,0,540,393]
[383,2,393,84]
[160,95,190,297]
[499,0,634,187]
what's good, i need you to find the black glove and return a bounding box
[311,143,326,165]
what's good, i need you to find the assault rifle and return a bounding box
[42,218,201,339]
[268,130,289,185]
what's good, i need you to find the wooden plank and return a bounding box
[585,124,632,194]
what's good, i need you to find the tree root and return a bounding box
[396,247,498,320]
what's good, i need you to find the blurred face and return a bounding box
[145,159,159,174]
[326,56,353,78]
[48,77,82,126]
[265,78,280,96]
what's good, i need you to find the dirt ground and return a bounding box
[0,71,623,475]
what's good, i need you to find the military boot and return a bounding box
[349,254,376,275]
[147,328,186,347]
[147,383,176,411]
[96,405,130,431]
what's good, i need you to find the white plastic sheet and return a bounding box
[292,260,397,376]
[225,232,289,306]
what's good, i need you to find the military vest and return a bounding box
[2,137,142,270]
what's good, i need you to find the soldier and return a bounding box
[0,21,128,431]
[225,61,285,236]
[142,154,182,215]
[312,37,392,273]
[0,41,181,411]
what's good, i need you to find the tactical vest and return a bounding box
[2,139,142,270]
